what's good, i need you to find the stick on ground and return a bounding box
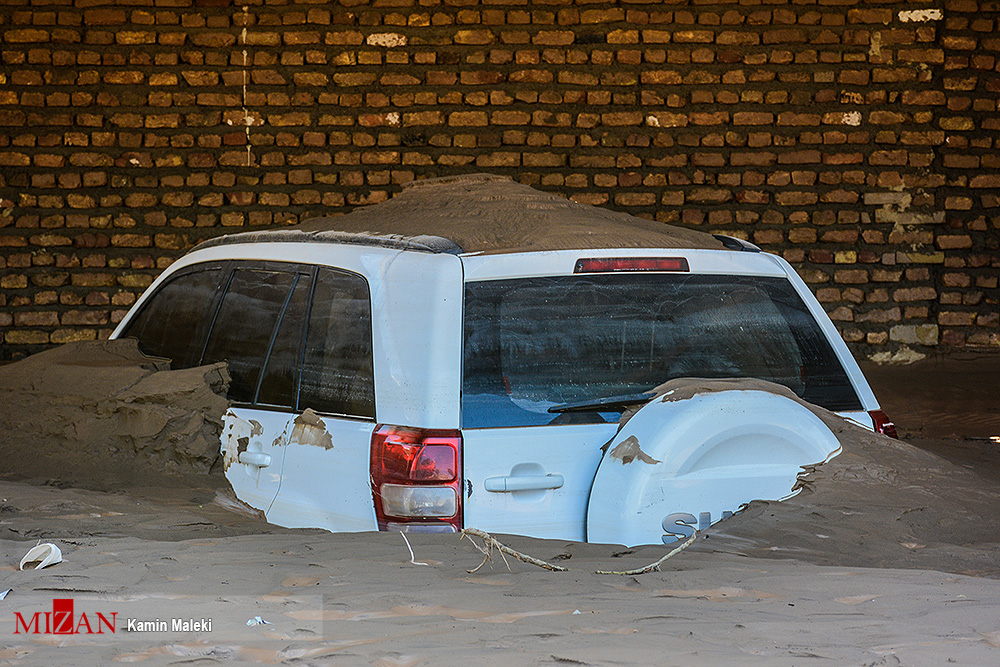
[594,532,698,575]
[461,527,569,573]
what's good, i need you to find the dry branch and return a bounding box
[594,532,698,575]
[461,527,569,573]
[461,527,698,575]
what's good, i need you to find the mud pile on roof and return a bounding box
[0,340,229,490]
[204,173,726,255]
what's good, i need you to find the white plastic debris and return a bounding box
[246,616,272,626]
[19,543,62,571]
[0,589,11,600]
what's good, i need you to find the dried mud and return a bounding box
[0,339,230,491]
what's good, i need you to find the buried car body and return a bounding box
[111,175,894,547]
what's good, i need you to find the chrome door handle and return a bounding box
[238,451,272,467]
[484,474,564,493]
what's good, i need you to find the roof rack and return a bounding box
[194,229,463,255]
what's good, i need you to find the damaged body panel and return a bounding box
[112,175,890,545]
[587,385,842,547]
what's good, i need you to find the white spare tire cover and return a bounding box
[586,389,840,547]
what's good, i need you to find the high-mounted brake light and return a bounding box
[371,425,463,533]
[868,410,898,439]
[574,257,690,273]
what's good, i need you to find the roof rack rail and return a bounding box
[193,229,464,255]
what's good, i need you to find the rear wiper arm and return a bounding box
[547,391,655,414]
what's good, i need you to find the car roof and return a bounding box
[195,173,726,256]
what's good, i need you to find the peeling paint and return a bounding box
[841,111,862,127]
[839,91,864,105]
[898,9,943,22]
[222,410,257,472]
[609,436,661,466]
[869,31,882,59]
[366,32,407,48]
[238,5,254,167]
[273,408,334,450]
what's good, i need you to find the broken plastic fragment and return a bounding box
[246,616,272,626]
[19,543,63,571]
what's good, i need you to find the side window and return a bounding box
[202,269,300,404]
[299,267,375,418]
[120,266,224,369]
[256,273,312,408]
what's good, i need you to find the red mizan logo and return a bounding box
[14,599,117,635]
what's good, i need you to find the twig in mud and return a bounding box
[399,532,428,566]
[461,527,568,573]
[461,530,510,574]
[594,532,698,576]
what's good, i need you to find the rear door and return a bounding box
[201,261,380,531]
[262,266,379,532]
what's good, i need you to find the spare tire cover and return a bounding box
[586,389,840,547]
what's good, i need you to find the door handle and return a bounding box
[484,474,564,493]
[238,451,272,467]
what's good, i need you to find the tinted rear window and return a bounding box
[462,274,861,428]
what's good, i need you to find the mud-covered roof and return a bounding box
[198,174,726,255]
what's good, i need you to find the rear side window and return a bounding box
[121,261,375,419]
[463,274,862,428]
[256,274,313,408]
[202,268,303,404]
[299,267,375,418]
[120,266,225,368]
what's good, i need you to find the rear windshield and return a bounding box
[462,274,861,428]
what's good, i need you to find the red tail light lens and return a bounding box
[574,257,690,273]
[371,425,463,532]
[868,410,898,439]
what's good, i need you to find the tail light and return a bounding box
[868,410,898,439]
[371,425,463,533]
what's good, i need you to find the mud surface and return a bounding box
[0,340,230,490]
[0,344,999,664]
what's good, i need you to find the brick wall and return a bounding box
[0,0,997,361]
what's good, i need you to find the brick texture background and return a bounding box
[0,0,997,361]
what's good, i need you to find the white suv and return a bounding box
[111,174,894,546]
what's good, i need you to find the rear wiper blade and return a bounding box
[547,392,655,414]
